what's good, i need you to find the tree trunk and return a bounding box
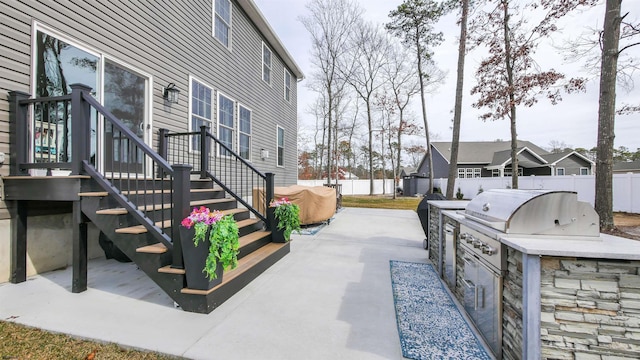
[416,39,433,195]
[395,111,404,200]
[367,102,374,195]
[502,0,518,189]
[326,85,333,186]
[446,0,469,200]
[595,0,621,231]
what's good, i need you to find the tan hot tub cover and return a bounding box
[253,185,336,225]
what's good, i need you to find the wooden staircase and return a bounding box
[79,176,289,314]
[7,86,287,314]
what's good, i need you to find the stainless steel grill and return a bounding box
[457,189,600,358]
[463,189,599,236]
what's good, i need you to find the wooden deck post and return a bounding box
[9,91,30,176]
[200,125,209,179]
[172,164,192,269]
[72,200,88,293]
[70,84,92,175]
[9,201,27,284]
[265,172,275,231]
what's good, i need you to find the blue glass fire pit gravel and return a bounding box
[390,260,493,360]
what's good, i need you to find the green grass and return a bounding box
[0,320,177,360]
[341,195,423,210]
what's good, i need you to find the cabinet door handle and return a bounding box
[474,285,479,310]
[461,278,475,289]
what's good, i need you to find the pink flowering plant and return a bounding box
[181,206,239,280]
[269,197,301,241]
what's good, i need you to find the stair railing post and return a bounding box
[70,84,93,175]
[200,125,209,179]
[265,172,275,231]
[172,164,192,269]
[9,91,31,176]
[157,128,168,178]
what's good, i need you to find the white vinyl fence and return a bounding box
[299,173,640,214]
[433,173,640,214]
[297,179,397,196]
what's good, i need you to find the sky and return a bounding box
[253,0,640,153]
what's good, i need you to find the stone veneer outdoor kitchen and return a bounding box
[427,200,640,360]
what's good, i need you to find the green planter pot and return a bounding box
[180,227,223,290]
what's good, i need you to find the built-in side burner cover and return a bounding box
[464,189,599,236]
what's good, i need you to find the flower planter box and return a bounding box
[180,227,223,290]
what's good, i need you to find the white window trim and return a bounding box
[580,167,589,175]
[188,75,214,152]
[212,0,232,49]
[217,91,235,157]
[32,22,154,175]
[277,125,285,168]
[556,167,565,176]
[284,69,291,102]
[237,103,252,162]
[262,42,272,85]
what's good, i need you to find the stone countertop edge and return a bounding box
[441,209,466,221]
[500,233,640,260]
[427,200,470,209]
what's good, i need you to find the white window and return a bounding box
[190,78,213,151]
[218,93,234,156]
[284,69,291,101]
[556,168,565,176]
[262,43,272,85]
[213,0,232,47]
[580,167,589,175]
[458,168,481,178]
[277,125,284,167]
[238,105,251,160]
[492,169,501,177]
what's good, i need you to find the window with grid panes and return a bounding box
[218,93,234,156]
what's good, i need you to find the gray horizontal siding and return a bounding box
[0,0,299,219]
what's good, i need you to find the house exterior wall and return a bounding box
[555,156,591,175]
[0,0,299,281]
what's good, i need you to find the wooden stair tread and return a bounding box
[136,243,167,254]
[221,208,248,216]
[115,219,172,234]
[158,265,186,275]
[80,188,222,198]
[236,218,261,228]
[3,175,91,179]
[239,230,270,248]
[96,198,234,215]
[180,242,287,295]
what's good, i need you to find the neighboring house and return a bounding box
[613,160,640,174]
[418,141,593,178]
[404,141,594,195]
[0,1,303,312]
[399,167,416,178]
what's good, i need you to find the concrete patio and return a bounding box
[0,207,432,359]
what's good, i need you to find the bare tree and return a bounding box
[387,0,447,195]
[344,21,390,195]
[300,0,363,185]
[446,0,470,200]
[469,0,594,189]
[383,43,422,199]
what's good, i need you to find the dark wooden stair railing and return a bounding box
[7,84,284,313]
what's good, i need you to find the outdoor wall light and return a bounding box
[162,83,180,104]
[260,148,269,160]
